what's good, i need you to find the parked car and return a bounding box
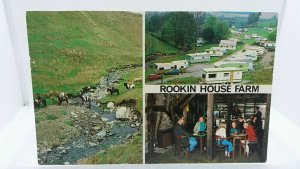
[164,69,181,75]
[147,74,162,81]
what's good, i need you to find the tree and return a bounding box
[214,22,230,42]
[202,27,215,43]
[247,12,261,25]
[202,16,230,43]
[161,12,196,50]
[146,14,165,33]
[268,31,277,41]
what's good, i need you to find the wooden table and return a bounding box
[230,134,247,159]
[192,133,206,153]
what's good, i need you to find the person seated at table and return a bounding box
[174,115,198,153]
[241,122,257,157]
[216,122,233,157]
[230,121,240,135]
[193,116,206,135]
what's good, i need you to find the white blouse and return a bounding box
[216,128,226,138]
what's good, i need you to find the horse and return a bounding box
[132,77,142,83]
[124,82,135,90]
[33,98,47,108]
[107,88,119,95]
[57,95,69,105]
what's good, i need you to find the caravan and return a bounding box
[201,67,243,84]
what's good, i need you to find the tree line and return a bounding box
[146,12,270,51]
[146,12,231,51]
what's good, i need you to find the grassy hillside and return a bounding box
[27,11,142,95]
[145,33,179,56]
[77,132,142,164]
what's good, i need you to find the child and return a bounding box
[193,116,206,135]
[230,121,240,135]
[241,122,257,156]
[215,122,233,157]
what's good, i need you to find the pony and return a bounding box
[57,95,69,105]
[124,82,135,90]
[33,98,47,108]
[132,77,142,83]
[107,88,119,95]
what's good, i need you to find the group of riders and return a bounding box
[34,92,67,108]
[34,83,124,108]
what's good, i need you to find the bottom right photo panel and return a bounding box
[145,93,271,163]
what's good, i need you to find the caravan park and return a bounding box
[145,12,277,85]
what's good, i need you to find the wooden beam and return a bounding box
[146,108,155,153]
[226,95,232,136]
[166,93,170,111]
[206,93,214,161]
[179,94,196,110]
[171,94,187,108]
[261,94,271,162]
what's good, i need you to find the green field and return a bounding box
[145,33,180,56]
[237,20,277,45]
[27,11,142,96]
[165,77,200,85]
[243,68,273,84]
[78,132,142,164]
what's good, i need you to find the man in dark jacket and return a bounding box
[174,115,197,153]
[232,105,242,119]
[255,106,262,120]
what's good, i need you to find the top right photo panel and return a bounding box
[145,12,278,85]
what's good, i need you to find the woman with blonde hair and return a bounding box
[215,122,233,157]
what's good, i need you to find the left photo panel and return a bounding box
[27,11,143,165]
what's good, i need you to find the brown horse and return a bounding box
[107,88,119,95]
[57,95,69,105]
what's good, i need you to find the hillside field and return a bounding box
[27,11,142,96]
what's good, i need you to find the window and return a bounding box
[224,73,229,77]
[159,67,164,70]
[208,74,216,78]
[202,74,206,78]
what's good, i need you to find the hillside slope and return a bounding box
[27,11,142,95]
[145,33,179,56]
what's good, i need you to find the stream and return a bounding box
[38,67,141,165]
[39,111,138,165]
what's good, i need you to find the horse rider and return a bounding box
[36,94,42,104]
[60,92,65,100]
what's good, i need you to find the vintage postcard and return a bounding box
[27,11,143,164]
[145,12,278,85]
